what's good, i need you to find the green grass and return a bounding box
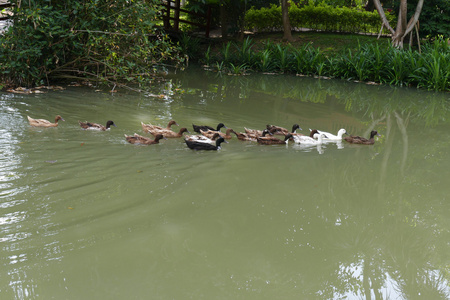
[189,32,448,92]
[241,31,392,55]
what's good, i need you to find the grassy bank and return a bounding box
[180,32,449,92]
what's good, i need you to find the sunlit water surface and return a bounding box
[1,70,450,299]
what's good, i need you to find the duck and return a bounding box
[244,125,278,136]
[267,124,302,135]
[257,133,293,145]
[185,132,221,143]
[79,120,116,131]
[141,120,178,132]
[27,115,65,127]
[124,133,166,145]
[185,136,227,151]
[309,128,347,140]
[142,124,189,138]
[293,132,327,145]
[244,127,265,136]
[234,129,272,142]
[200,128,236,139]
[192,123,227,133]
[344,130,380,145]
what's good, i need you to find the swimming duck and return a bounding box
[244,125,277,136]
[267,124,302,135]
[27,115,65,127]
[142,123,189,138]
[185,133,221,143]
[234,129,272,142]
[192,123,227,133]
[309,128,347,140]
[200,128,236,139]
[185,136,227,151]
[344,130,380,145]
[125,133,166,145]
[79,120,116,131]
[244,127,265,136]
[293,132,327,145]
[141,120,178,132]
[257,133,293,145]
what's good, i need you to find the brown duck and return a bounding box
[27,115,65,127]
[234,129,271,141]
[145,126,189,138]
[267,124,302,135]
[200,128,236,139]
[257,133,293,145]
[125,133,166,145]
[344,130,380,145]
[141,120,178,132]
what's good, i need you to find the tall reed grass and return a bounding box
[198,36,449,92]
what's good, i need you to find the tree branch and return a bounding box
[401,0,424,41]
[372,0,395,35]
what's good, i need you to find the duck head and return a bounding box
[106,120,116,128]
[217,123,227,131]
[291,124,302,132]
[370,130,381,138]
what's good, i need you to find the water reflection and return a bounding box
[0,70,449,299]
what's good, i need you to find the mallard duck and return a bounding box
[79,120,116,131]
[141,120,178,132]
[185,133,221,143]
[192,123,227,133]
[185,136,227,151]
[27,115,65,127]
[267,124,302,135]
[200,128,236,139]
[234,129,272,141]
[293,132,327,145]
[257,133,293,145]
[145,126,189,138]
[125,133,166,145]
[344,130,380,145]
[309,128,347,140]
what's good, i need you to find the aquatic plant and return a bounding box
[221,41,233,64]
[228,63,248,75]
[272,44,291,73]
[257,49,274,73]
[235,37,255,66]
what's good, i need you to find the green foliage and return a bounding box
[0,0,182,89]
[178,33,202,61]
[412,37,450,91]
[245,2,395,34]
[245,4,282,32]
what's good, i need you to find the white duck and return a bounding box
[310,128,347,141]
[293,133,327,145]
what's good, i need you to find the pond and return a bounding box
[1,69,450,299]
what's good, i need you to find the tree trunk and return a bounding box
[281,0,293,42]
[373,0,424,48]
[220,2,228,39]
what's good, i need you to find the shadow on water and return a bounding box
[1,69,449,299]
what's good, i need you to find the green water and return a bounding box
[1,70,450,299]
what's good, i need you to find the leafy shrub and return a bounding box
[245,2,395,34]
[0,0,182,89]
